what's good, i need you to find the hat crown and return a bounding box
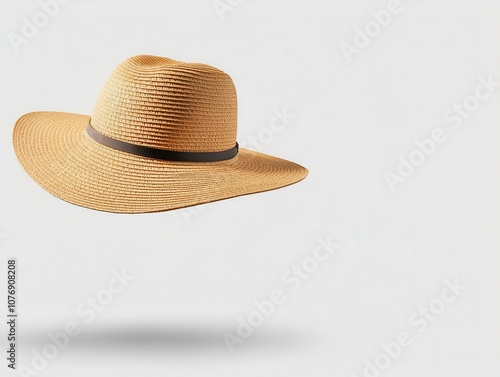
[91,55,238,153]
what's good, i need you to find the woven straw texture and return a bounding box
[13,55,308,213]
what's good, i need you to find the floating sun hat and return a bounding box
[13,55,308,213]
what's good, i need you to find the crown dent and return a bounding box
[91,55,238,153]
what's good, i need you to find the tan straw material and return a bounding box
[13,55,308,213]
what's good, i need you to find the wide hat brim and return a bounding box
[13,112,308,213]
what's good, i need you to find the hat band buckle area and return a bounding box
[86,121,239,162]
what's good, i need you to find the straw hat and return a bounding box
[13,55,308,213]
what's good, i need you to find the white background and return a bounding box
[1,0,500,376]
